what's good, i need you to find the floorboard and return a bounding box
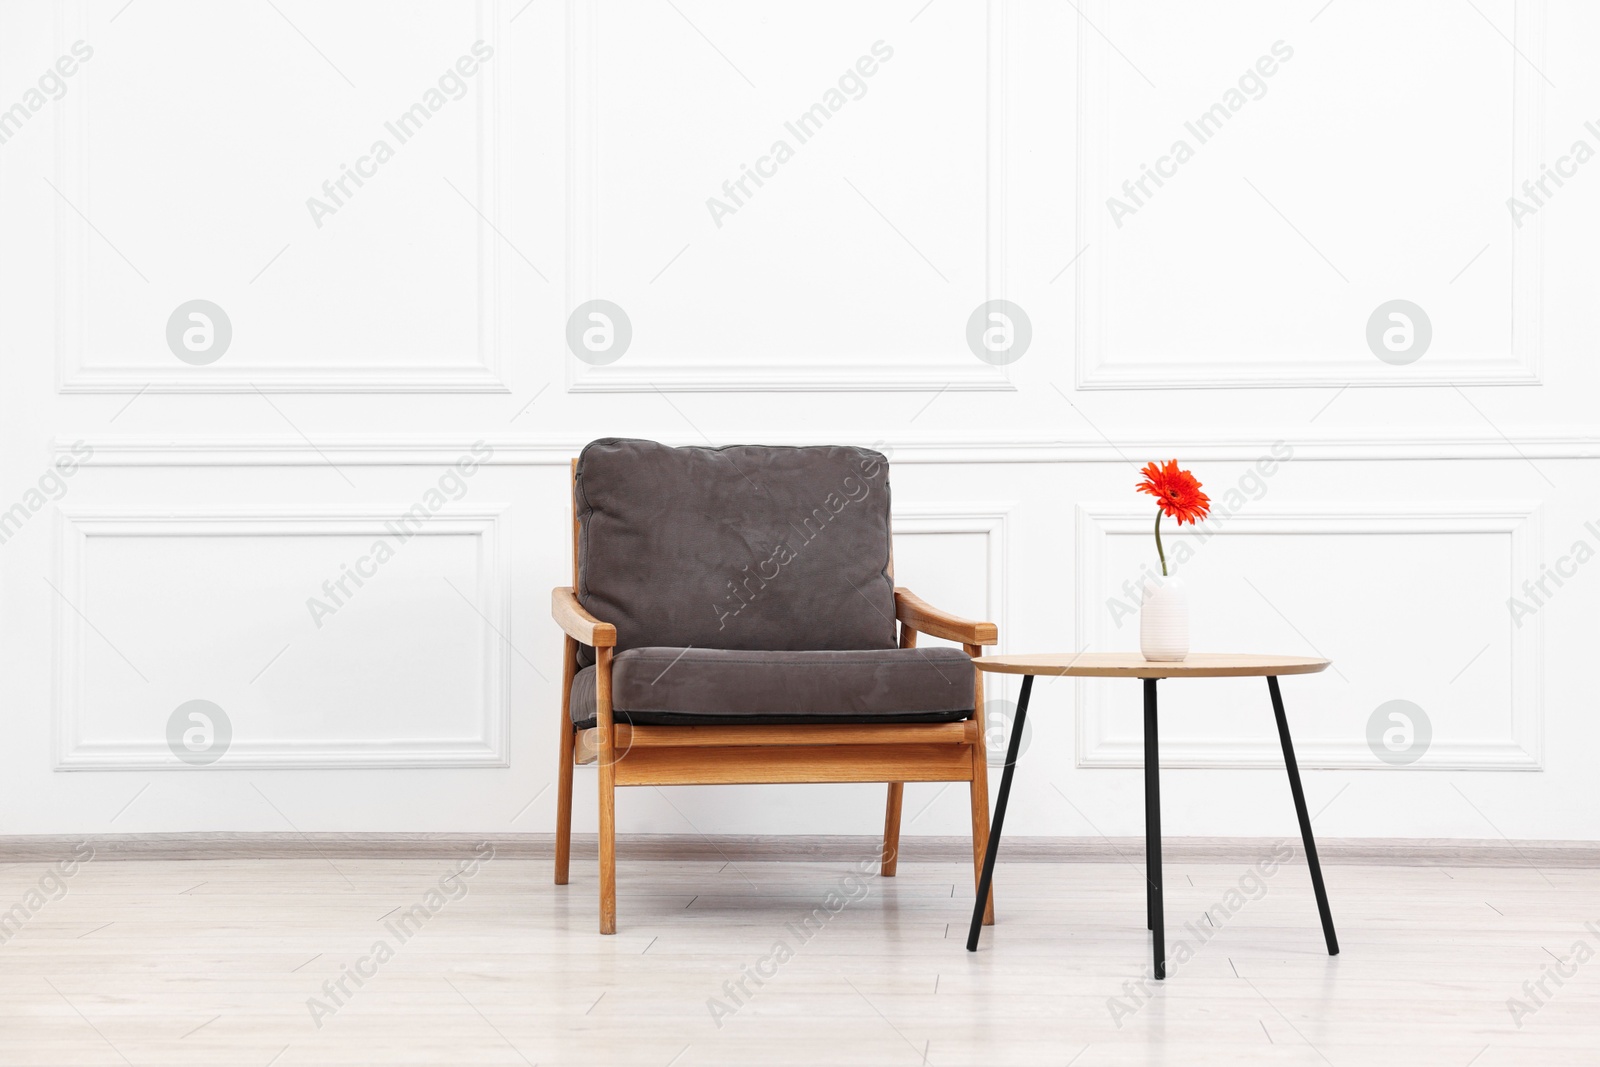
[0,853,1596,1064]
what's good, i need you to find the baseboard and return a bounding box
[3,832,1599,867]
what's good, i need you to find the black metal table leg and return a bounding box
[966,674,1033,951]
[1144,716,1154,931]
[1267,675,1339,956]
[1143,678,1165,979]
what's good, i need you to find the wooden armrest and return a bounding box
[894,588,998,646]
[551,587,617,647]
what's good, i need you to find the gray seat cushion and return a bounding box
[574,439,896,667]
[569,646,975,728]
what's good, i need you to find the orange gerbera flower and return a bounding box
[1136,460,1210,525]
[1136,460,1210,577]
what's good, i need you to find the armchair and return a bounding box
[551,439,999,933]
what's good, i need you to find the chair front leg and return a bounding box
[595,646,617,934]
[966,643,995,926]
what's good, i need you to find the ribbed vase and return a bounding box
[1140,577,1189,662]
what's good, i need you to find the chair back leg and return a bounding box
[882,783,904,876]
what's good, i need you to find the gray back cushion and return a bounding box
[575,439,896,660]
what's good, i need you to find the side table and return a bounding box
[965,653,1339,979]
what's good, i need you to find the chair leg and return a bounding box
[555,636,577,886]
[969,750,996,925]
[555,724,575,885]
[882,783,904,876]
[966,643,995,925]
[598,758,616,934]
[595,647,617,934]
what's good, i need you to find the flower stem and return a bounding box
[1154,508,1168,577]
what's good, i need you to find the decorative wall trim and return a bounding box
[1073,0,1544,389]
[1074,502,1544,769]
[564,363,1013,393]
[53,506,512,769]
[562,0,1013,393]
[893,501,1015,655]
[5,833,1599,867]
[55,428,1600,466]
[56,369,512,395]
[53,1,509,394]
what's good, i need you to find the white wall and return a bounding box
[3,0,1598,842]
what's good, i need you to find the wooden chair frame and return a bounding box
[551,460,999,933]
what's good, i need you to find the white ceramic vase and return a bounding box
[1140,576,1189,662]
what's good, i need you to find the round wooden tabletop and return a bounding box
[974,653,1330,679]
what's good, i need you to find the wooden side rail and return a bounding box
[575,720,977,764]
[625,721,977,748]
[614,743,976,786]
[894,588,998,646]
[552,586,616,647]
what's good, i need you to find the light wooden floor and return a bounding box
[2,849,1597,1065]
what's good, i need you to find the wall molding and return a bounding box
[54,428,1600,466]
[564,363,1013,394]
[1074,502,1544,770]
[56,369,512,395]
[53,1,509,394]
[562,0,1013,393]
[53,506,512,769]
[893,501,1015,658]
[1073,0,1545,390]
